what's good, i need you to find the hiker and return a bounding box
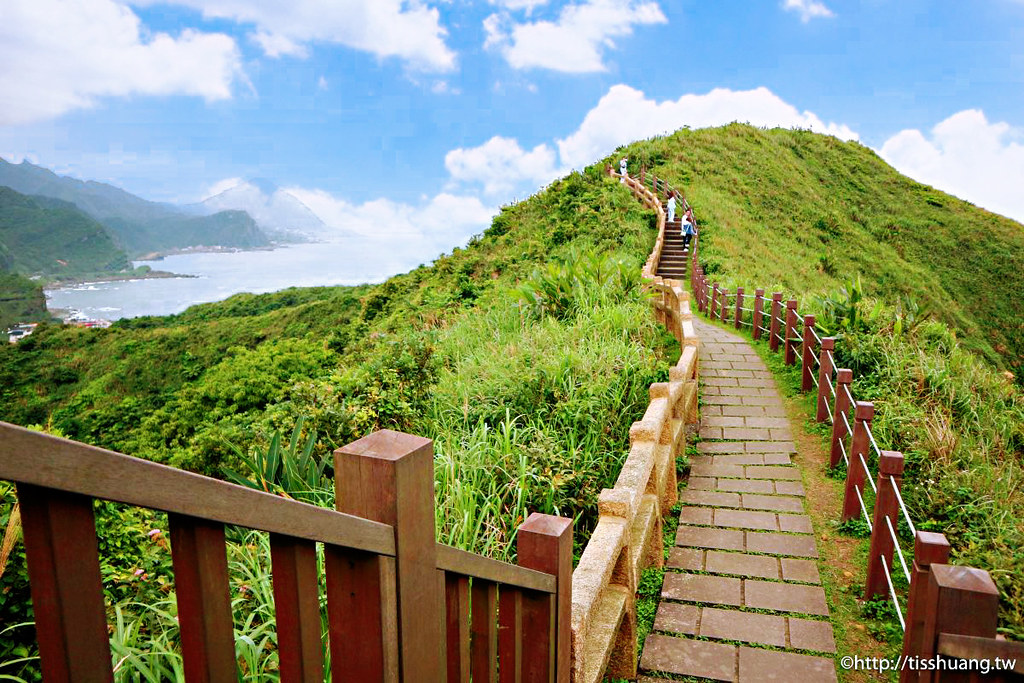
[666,191,677,223]
[681,210,696,250]
[619,157,627,183]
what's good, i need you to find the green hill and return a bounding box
[0,186,130,277]
[622,124,1024,375]
[0,158,271,256]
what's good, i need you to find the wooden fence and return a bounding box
[0,424,572,682]
[625,165,1024,680]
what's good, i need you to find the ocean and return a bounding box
[44,238,428,320]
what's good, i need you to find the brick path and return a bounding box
[638,319,838,682]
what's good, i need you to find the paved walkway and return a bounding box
[638,319,838,682]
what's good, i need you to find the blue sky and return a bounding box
[2,0,1023,252]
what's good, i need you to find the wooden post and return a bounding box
[816,338,835,422]
[17,485,114,683]
[918,565,1000,683]
[333,430,443,682]
[497,587,522,683]
[801,315,816,390]
[447,575,471,683]
[734,287,744,329]
[640,166,645,185]
[517,513,573,683]
[900,532,951,682]
[829,369,853,468]
[769,292,783,353]
[864,451,904,601]
[271,534,325,682]
[471,580,499,682]
[169,514,237,682]
[841,402,874,523]
[784,300,798,365]
[720,289,729,323]
[752,289,764,341]
[711,284,719,319]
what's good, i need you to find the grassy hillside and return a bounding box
[618,124,1024,638]
[0,186,130,277]
[625,124,1024,375]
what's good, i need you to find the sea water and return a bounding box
[44,238,428,320]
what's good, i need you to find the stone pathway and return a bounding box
[638,319,838,682]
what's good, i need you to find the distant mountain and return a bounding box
[0,186,130,277]
[193,179,327,238]
[0,159,271,257]
[104,209,267,257]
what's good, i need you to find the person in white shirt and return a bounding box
[666,192,677,223]
[681,209,696,250]
[619,157,628,183]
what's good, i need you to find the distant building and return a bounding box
[7,323,38,344]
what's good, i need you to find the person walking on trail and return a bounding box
[681,209,696,250]
[619,157,628,183]
[666,191,677,223]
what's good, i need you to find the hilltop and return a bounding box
[621,124,1024,376]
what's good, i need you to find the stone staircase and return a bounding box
[656,215,690,280]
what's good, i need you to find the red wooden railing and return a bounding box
[0,423,572,682]
[628,170,1024,680]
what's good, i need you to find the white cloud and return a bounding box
[879,109,1024,223]
[556,84,858,168]
[202,177,245,200]
[285,188,496,253]
[141,0,456,71]
[251,31,308,59]
[445,136,561,195]
[484,0,666,73]
[0,0,243,125]
[782,0,834,22]
[488,0,551,13]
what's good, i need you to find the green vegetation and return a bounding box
[0,167,674,679]
[0,186,129,277]
[0,273,48,330]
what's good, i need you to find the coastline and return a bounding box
[135,243,283,262]
[45,269,196,288]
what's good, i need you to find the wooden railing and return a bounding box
[0,423,572,682]
[623,166,1023,680]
